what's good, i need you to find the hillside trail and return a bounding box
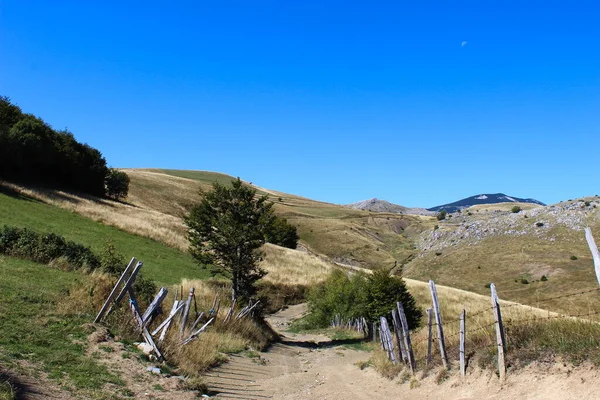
[204,304,600,400]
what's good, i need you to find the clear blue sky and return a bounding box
[1,1,598,207]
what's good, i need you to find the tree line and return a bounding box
[0,96,128,199]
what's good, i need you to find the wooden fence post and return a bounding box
[397,302,416,373]
[392,309,408,364]
[426,308,433,366]
[94,257,136,323]
[141,287,168,327]
[379,317,397,363]
[585,227,600,286]
[459,309,466,377]
[429,280,448,368]
[107,261,143,316]
[180,287,195,338]
[490,283,506,380]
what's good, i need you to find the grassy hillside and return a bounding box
[156,169,425,270]
[0,185,207,285]
[405,199,600,315]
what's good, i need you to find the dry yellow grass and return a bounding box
[159,278,277,375]
[260,243,336,285]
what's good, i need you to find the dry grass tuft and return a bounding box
[371,349,404,380]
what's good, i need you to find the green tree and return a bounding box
[185,178,273,301]
[265,216,298,249]
[511,205,521,213]
[364,269,422,330]
[304,269,421,330]
[105,169,130,200]
[436,210,447,221]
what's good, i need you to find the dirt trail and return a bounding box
[204,304,600,400]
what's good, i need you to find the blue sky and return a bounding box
[1,1,598,207]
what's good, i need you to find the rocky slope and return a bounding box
[346,198,436,216]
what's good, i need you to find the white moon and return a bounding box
[461,41,468,47]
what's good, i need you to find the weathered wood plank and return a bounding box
[392,309,408,364]
[429,280,448,368]
[585,227,600,286]
[106,261,143,316]
[397,301,415,373]
[459,309,466,377]
[156,300,180,342]
[94,257,136,323]
[152,301,184,336]
[141,287,168,327]
[490,283,506,380]
[182,317,215,345]
[426,308,433,366]
[180,287,195,338]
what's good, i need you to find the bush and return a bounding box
[536,222,544,227]
[436,210,447,221]
[105,169,130,200]
[511,206,522,213]
[0,225,100,270]
[570,255,578,261]
[304,269,421,330]
[541,275,548,281]
[264,217,298,249]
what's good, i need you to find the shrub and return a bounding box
[536,222,544,227]
[105,169,130,200]
[436,210,447,221]
[570,255,578,261]
[0,225,100,270]
[520,278,529,284]
[304,269,421,330]
[511,206,522,213]
[541,275,548,281]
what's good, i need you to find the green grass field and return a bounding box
[0,187,208,285]
[0,256,124,397]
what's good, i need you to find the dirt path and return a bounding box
[204,304,600,400]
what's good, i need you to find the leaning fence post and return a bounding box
[392,309,408,364]
[397,302,416,373]
[459,309,466,377]
[180,287,195,338]
[585,227,600,286]
[380,316,397,364]
[429,280,448,368]
[426,308,433,366]
[94,257,137,323]
[490,283,506,380]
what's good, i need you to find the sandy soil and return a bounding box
[203,304,600,400]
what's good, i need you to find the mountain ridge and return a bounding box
[428,193,545,213]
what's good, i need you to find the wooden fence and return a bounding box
[375,227,600,380]
[93,257,258,361]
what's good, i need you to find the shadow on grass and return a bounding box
[0,368,47,400]
[0,184,40,203]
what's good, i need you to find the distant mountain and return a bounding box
[428,193,545,213]
[346,198,437,216]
